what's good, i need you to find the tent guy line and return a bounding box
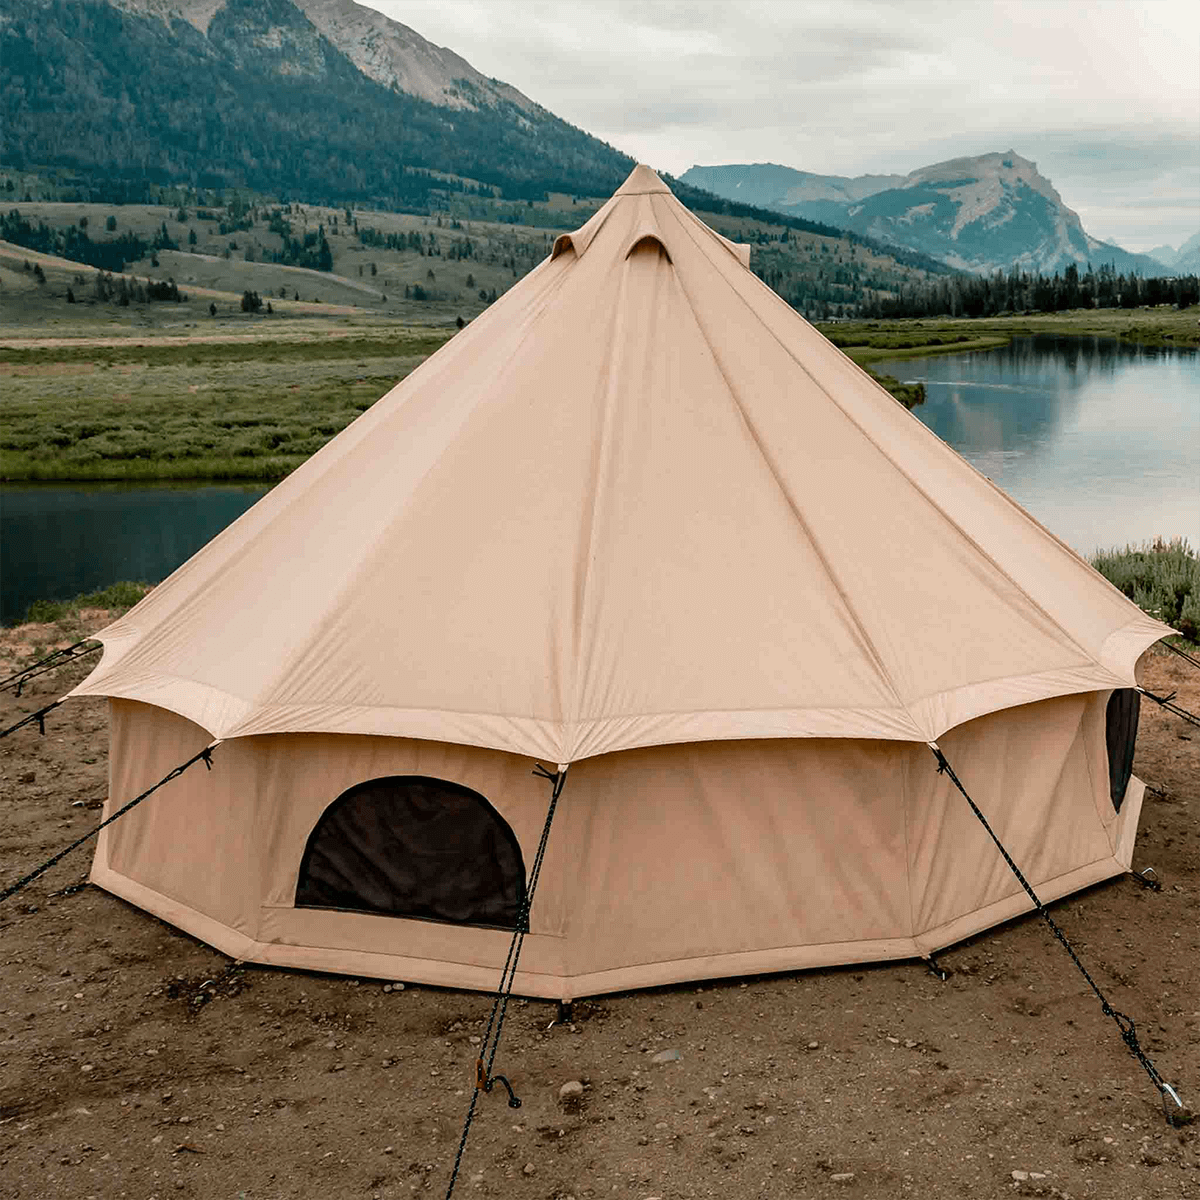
[928,741,1185,1123]
[0,741,219,904]
[445,762,568,1199]
[0,638,101,698]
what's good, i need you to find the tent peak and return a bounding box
[615,164,672,196]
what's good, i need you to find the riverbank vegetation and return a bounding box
[22,581,150,625]
[823,305,1200,363]
[1091,539,1199,645]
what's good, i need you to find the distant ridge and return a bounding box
[682,153,1170,277]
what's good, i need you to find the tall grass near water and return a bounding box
[1090,538,1200,644]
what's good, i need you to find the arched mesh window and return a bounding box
[295,776,526,929]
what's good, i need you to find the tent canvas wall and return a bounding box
[74,166,1170,1000]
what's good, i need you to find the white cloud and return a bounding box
[369,0,1200,248]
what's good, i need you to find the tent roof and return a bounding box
[73,166,1170,762]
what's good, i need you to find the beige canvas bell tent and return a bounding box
[72,165,1171,1000]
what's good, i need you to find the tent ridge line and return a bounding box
[665,207,913,723]
[704,248,1117,674]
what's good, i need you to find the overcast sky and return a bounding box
[368,0,1199,253]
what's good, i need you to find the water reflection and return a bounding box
[872,336,1199,554]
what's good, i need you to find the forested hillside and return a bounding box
[1,0,635,206]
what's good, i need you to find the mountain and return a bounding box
[0,0,636,205]
[1149,233,1200,273]
[680,163,903,212]
[1147,244,1180,268]
[682,152,1169,277]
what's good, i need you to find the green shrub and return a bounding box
[1090,538,1199,643]
[22,581,151,625]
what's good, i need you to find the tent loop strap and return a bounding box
[1,699,65,742]
[0,639,101,697]
[928,742,1185,1124]
[1137,686,1200,731]
[0,741,221,905]
[444,762,569,1198]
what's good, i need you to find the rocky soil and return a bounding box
[1,616,1197,1200]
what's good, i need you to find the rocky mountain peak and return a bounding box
[111,0,542,112]
[292,0,541,114]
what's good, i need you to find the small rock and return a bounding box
[558,1080,585,1102]
[807,1041,819,1050]
[81,1064,94,1073]
[1011,1170,1029,1182]
[522,1162,535,1176]
[382,985,392,993]
[392,982,405,991]
[830,1173,855,1183]
[651,1048,682,1065]
[903,1039,917,1049]
[886,1037,900,1045]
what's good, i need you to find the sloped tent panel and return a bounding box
[70,165,1169,762]
[75,165,1170,998]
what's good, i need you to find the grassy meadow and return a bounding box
[0,324,449,481]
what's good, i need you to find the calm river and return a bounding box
[872,335,1198,555]
[0,483,269,625]
[1,335,1196,624]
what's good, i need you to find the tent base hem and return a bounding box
[88,778,1142,1001]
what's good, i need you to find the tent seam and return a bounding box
[664,204,913,721]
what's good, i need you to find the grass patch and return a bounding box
[817,308,1200,359]
[865,368,925,408]
[22,581,151,625]
[1090,538,1199,644]
[0,345,430,481]
[0,332,451,370]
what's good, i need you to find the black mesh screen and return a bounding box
[1105,688,1141,811]
[295,776,526,929]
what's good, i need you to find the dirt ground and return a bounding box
[1,616,1197,1200]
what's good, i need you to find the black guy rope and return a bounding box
[929,742,1185,1123]
[1137,686,1200,731]
[0,640,102,697]
[1160,640,1200,673]
[444,762,568,1199]
[0,699,65,741]
[0,742,219,905]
